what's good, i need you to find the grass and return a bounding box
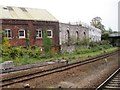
[1,47,118,66]
[60,47,118,62]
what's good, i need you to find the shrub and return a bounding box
[2,37,11,47]
[43,31,52,53]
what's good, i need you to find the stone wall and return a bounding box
[59,22,101,53]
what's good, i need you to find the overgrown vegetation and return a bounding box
[42,31,52,53]
[1,36,118,65]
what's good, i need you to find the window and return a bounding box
[76,31,79,39]
[4,29,12,38]
[36,29,42,38]
[47,30,52,38]
[83,32,86,36]
[19,29,25,38]
[67,30,70,42]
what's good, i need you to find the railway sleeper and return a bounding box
[104,85,120,89]
[107,83,120,86]
[110,81,120,84]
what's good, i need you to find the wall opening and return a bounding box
[67,30,70,43]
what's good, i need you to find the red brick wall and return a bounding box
[2,19,60,52]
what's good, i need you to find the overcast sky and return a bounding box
[0,0,119,31]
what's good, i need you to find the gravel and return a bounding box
[2,52,120,88]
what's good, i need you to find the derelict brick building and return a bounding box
[0,6,59,52]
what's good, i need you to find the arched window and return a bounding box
[83,32,86,37]
[67,30,70,42]
[76,31,79,39]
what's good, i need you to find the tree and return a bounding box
[42,31,52,53]
[108,27,113,34]
[101,32,109,40]
[101,28,113,40]
[90,17,105,32]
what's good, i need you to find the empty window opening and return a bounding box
[76,31,79,39]
[67,30,70,42]
[83,32,86,36]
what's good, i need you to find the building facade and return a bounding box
[0,6,60,52]
[59,22,101,53]
[88,26,101,42]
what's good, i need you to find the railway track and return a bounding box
[96,67,120,90]
[1,61,57,74]
[1,50,120,87]
[2,50,119,74]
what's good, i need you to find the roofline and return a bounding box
[0,5,58,22]
[0,18,59,22]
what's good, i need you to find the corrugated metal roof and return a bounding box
[109,32,120,37]
[0,6,58,21]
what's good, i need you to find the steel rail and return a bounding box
[1,50,120,87]
[96,67,120,90]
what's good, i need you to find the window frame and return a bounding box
[4,29,12,38]
[47,30,53,38]
[36,29,42,38]
[18,29,26,38]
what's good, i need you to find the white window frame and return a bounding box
[36,29,42,38]
[18,29,25,38]
[47,30,53,38]
[4,29,12,38]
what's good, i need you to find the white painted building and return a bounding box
[89,26,101,42]
[59,22,102,52]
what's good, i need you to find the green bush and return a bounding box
[43,31,52,53]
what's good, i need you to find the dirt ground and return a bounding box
[3,52,120,89]
[51,53,119,88]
